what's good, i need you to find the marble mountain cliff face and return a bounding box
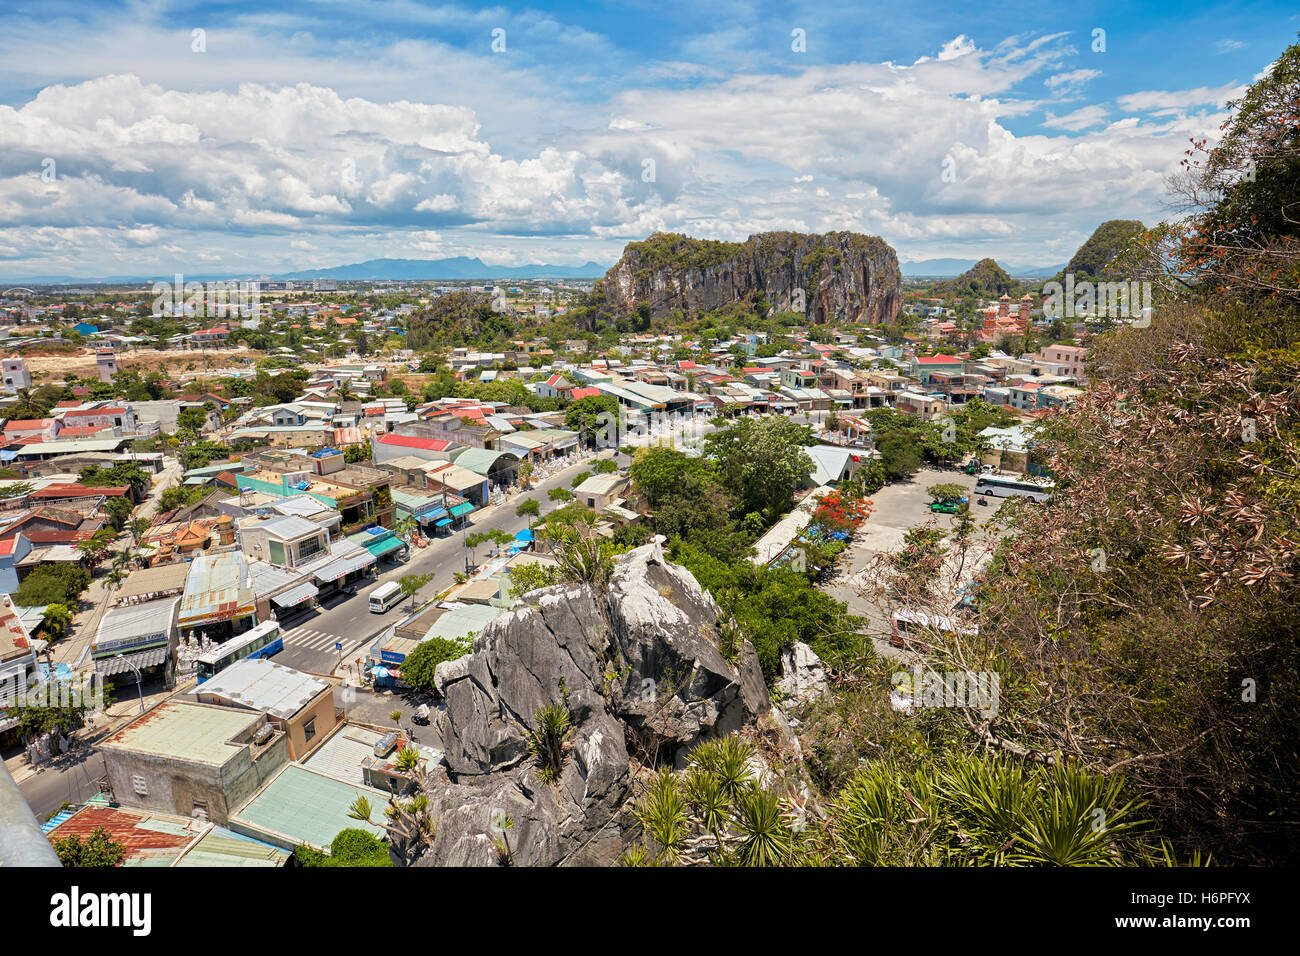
[416,540,777,867]
[595,230,902,326]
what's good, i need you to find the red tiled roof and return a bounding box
[918,355,963,364]
[3,419,54,430]
[377,433,453,451]
[569,387,600,400]
[64,407,124,416]
[31,484,131,499]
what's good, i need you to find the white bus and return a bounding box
[973,475,1055,503]
[369,581,403,614]
[890,608,978,652]
[195,621,284,683]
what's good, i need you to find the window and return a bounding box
[191,800,208,821]
[303,717,316,742]
[131,774,149,796]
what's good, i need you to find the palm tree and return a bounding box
[393,514,418,544]
[130,517,152,549]
[9,388,50,420]
[43,603,73,641]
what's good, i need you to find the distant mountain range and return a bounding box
[902,258,1065,279]
[5,253,1074,286]
[0,256,611,286]
[279,256,610,281]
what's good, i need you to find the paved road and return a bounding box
[272,449,620,674]
[16,749,107,824]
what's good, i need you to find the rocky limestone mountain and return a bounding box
[594,231,902,327]
[1049,219,1146,285]
[416,539,775,867]
[932,257,1019,298]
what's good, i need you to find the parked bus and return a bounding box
[890,608,978,652]
[195,621,284,683]
[369,580,403,614]
[973,475,1055,503]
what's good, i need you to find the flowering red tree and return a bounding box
[812,491,873,535]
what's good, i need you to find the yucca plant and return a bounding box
[932,753,1034,864]
[731,788,793,867]
[1006,761,1149,866]
[683,766,729,834]
[394,745,421,774]
[687,736,757,804]
[526,694,573,784]
[639,768,690,865]
[829,764,910,866]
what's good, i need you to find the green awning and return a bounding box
[449,502,475,517]
[365,537,405,558]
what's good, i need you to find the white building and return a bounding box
[1,358,31,394]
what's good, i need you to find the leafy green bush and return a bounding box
[401,635,474,691]
[294,828,393,867]
[14,564,90,607]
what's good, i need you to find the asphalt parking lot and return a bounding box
[822,467,980,658]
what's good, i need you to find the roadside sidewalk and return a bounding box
[3,681,179,786]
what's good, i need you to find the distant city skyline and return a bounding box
[0,0,1294,279]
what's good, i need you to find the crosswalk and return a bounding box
[282,626,360,655]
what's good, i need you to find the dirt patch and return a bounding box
[21,347,265,383]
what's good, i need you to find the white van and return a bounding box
[369,581,403,613]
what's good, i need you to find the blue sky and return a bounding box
[0,0,1294,278]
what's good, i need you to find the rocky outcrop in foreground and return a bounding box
[596,231,902,326]
[418,540,770,866]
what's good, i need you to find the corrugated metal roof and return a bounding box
[197,658,328,719]
[230,765,388,850]
[174,828,290,867]
[94,644,170,676]
[310,549,374,583]
[424,603,503,642]
[46,806,198,866]
[302,725,385,786]
[95,597,178,651]
[179,552,255,627]
[101,700,263,766]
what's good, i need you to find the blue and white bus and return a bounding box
[973,475,1055,503]
[195,621,284,683]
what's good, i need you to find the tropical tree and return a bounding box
[74,529,115,566]
[515,498,541,527]
[54,826,127,868]
[397,572,433,613]
[129,517,152,549]
[42,603,73,640]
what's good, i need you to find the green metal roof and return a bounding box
[365,536,405,558]
[175,829,291,867]
[231,765,388,850]
[451,447,518,474]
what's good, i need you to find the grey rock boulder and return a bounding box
[418,540,770,866]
